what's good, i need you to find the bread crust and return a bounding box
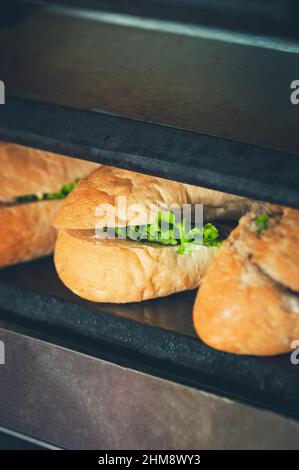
[0,200,63,267]
[0,142,99,266]
[0,141,98,201]
[235,207,299,292]
[54,165,253,229]
[193,206,299,356]
[54,229,218,303]
[185,185,253,221]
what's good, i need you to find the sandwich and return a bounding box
[54,165,253,303]
[193,205,299,356]
[0,141,98,268]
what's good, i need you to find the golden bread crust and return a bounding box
[0,141,98,201]
[54,229,218,303]
[236,207,299,292]
[0,200,62,267]
[193,206,299,355]
[0,142,99,266]
[54,165,254,229]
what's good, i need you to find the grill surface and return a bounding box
[0,257,298,422]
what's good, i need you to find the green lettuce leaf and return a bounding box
[17,180,78,204]
[109,211,221,255]
[255,214,269,235]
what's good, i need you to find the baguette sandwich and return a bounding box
[193,205,299,356]
[54,165,253,303]
[0,141,98,268]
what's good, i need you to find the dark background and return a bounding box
[8,0,299,40]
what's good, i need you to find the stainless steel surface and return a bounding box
[0,326,298,450]
[1,4,299,154]
[0,425,60,450]
[1,256,299,423]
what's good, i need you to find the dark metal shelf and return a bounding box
[1,97,299,209]
[0,257,299,422]
[14,0,299,41]
[1,3,299,207]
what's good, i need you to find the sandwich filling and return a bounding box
[17,180,78,203]
[255,214,269,234]
[102,211,222,255]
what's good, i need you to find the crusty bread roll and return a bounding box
[193,205,299,356]
[54,229,218,303]
[0,141,98,201]
[0,200,61,267]
[54,165,253,229]
[0,142,98,268]
[185,185,254,221]
[54,165,253,303]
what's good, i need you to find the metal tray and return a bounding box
[0,257,299,423]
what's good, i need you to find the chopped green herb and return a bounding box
[256,214,269,235]
[109,211,222,255]
[202,223,222,247]
[17,194,40,203]
[17,180,79,204]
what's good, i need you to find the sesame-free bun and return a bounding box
[193,206,299,356]
[54,165,255,302]
[0,142,99,267]
[0,200,62,268]
[0,141,98,201]
[54,229,218,303]
[54,165,253,230]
